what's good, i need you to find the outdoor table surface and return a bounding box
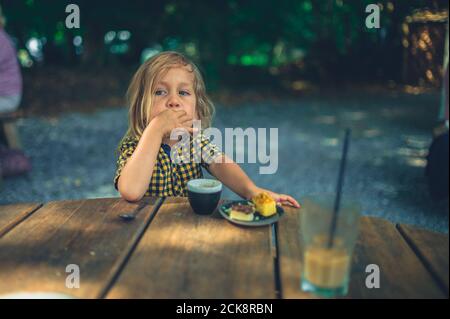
[0,196,448,299]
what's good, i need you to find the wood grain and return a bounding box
[397,223,449,296]
[0,197,162,298]
[0,203,42,238]
[107,197,275,299]
[348,216,445,299]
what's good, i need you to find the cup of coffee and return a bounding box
[187,178,222,215]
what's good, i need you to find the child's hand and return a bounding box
[152,109,195,138]
[250,187,301,208]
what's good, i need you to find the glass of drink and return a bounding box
[299,195,360,298]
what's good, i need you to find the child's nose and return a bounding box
[167,96,181,108]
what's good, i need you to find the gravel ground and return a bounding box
[1,91,448,233]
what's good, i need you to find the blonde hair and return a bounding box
[123,51,215,141]
[0,5,6,28]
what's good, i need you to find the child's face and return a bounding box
[150,65,197,121]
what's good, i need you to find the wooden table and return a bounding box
[0,197,448,299]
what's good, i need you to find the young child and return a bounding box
[114,51,299,207]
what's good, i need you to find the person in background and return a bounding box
[0,4,31,180]
[0,4,22,114]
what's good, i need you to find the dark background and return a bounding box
[1,0,448,114]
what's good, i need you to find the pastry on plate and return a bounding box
[252,192,277,217]
[229,203,255,221]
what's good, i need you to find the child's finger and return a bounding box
[181,119,193,126]
[173,109,187,116]
[287,196,300,208]
[280,195,300,208]
[178,114,191,123]
[174,113,188,122]
[281,200,297,208]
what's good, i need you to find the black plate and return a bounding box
[218,200,284,227]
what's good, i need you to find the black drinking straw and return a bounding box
[328,128,351,249]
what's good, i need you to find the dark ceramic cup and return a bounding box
[187,179,222,215]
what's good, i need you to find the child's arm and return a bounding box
[117,120,164,202]
[118,109,193,202]
[208,154,300,208]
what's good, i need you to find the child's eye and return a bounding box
[155,90,166,96]
[179,90,190,96]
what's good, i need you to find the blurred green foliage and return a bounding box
[1,0,448,88]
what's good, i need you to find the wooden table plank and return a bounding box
[107,197,275,299]
[0,197,162,298]
[278,207,446,299]
[397,223,449,296]
[0,203,43,238]
[348,216,445,299]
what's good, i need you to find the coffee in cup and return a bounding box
[187,179,222,215]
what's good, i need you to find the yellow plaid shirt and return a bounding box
[114,134,223,197]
